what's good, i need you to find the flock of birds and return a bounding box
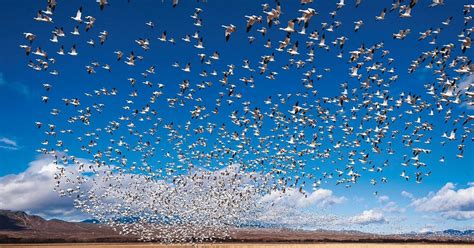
[21,0,473,242]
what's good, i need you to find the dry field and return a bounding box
[1,243,473,248]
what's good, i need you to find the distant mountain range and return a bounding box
[447,229,474,236]
[425,229,474,237]
[0,210,472,244]
[0,210,136,243]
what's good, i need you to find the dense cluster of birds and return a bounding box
[22,0,473,242]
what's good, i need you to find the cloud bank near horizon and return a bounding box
[0,156,472,231]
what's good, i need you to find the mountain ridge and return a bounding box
[0,210,472,244]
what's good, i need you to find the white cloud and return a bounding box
[0,137,19,150]
[260,188,346,209]
[458,74,474,90]
[458,74,474,109]
[378,195,390,203]
[411,183,474,220]
[255,188,346,229]
[419,225,436,233]
[348,209,387,225]
[0,155,86,220]
[458,74,473,89]
[441,211,474,221]
[401,190,414,199]
[382,201,405,213]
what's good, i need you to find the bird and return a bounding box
[97,0,108,10]
[429,0,444,7]
[19,44,31,55]
[146,21,154,28]
[181,63,191,72]
[194,38,205,49]
[33,11,53,23]
[42,83,52,91]
[68,45,78,56]
[245,15,262,32]
[336,0,345,9]
[222,24,237,41]
[280,19,297,33]
[71,7,83,23]
[375,8,386,20]
[23,33,36,43]
[354,20,364,32]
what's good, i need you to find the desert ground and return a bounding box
[1,243,473,248]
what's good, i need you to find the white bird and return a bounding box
[71,7,83,23]
[429,0,444,7]
[33,11,53,23]
[172,0,179,8]
[400,6,412,18]
[336,0,345,9]
[354,20,364,32]
[222,24,237,41]
[280,19,296,33]
[97,0,108,10]
[194,38,205,49]
[375,8,386,20]
[71,26,80,36]
[442,129,456,140]
[23,33,36,43]
[400,170,409,181]
[182,63,191,73]
[68,45,78,56]
[19,44,31,55]
[146,21,154,28]
[50,34,59,43]
[245,15,262,32]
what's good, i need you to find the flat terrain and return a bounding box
[1,243,473,248]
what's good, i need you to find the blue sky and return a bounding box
[0,0,473,233]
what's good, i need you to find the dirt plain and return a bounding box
[1,243,474,248]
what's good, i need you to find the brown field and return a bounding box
[0,243,473,248]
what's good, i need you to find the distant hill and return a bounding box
[442,229,474,236]
[0,210,136,243]
[0,210,472,244]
